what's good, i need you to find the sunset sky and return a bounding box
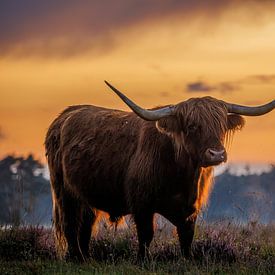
[0,0,275,164]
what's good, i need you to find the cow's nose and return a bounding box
[205,148,227,163]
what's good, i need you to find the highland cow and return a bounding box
[45,81,275,261]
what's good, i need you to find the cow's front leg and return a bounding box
[134,212,154,260]
[160,210,197,258]
[176,216,197,258]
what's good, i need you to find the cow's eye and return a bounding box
[188,124,197,132]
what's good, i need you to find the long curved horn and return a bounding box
[104,81,175,121]
[225,100,275,116]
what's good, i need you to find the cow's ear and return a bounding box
[156,116,181,135]
[227,114,245,131]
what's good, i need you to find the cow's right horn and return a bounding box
[104,81,175,121]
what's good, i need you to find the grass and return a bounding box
[0,221,274,274]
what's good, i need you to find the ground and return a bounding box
[0,221,274,274]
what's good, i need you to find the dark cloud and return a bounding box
[0,0,260,58]
[185,73,275,94]
[218,82,238,93]
[187,81,215,92]
[186,80,238,93]
[245,74,275,84]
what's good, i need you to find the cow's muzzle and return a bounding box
[203,148,227,166]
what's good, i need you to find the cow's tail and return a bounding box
[45,126,68,258]
[50,168,68,258]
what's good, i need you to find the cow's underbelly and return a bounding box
[88,190,128,217]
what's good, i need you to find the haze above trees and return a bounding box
[0,155,274,226]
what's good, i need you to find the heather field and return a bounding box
[0,221,274,274]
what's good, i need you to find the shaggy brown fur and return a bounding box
[45,97,244,261]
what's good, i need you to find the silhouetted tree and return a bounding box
[0,155,50,226]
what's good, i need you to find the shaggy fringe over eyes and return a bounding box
[173,97,228,152]
[172,97,245,155]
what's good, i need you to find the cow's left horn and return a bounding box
[104,81,175,121]
[225,100,275,116]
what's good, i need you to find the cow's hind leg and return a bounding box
[134,212,154,260]
[78,207,95,260]
[59,190,95,262]
[61,191,83,261]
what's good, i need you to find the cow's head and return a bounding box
[105,81,275,167]
[155,97,245,167]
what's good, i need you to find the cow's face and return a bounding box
[156,97,245,167]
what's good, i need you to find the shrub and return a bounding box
[0,226,54,261]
